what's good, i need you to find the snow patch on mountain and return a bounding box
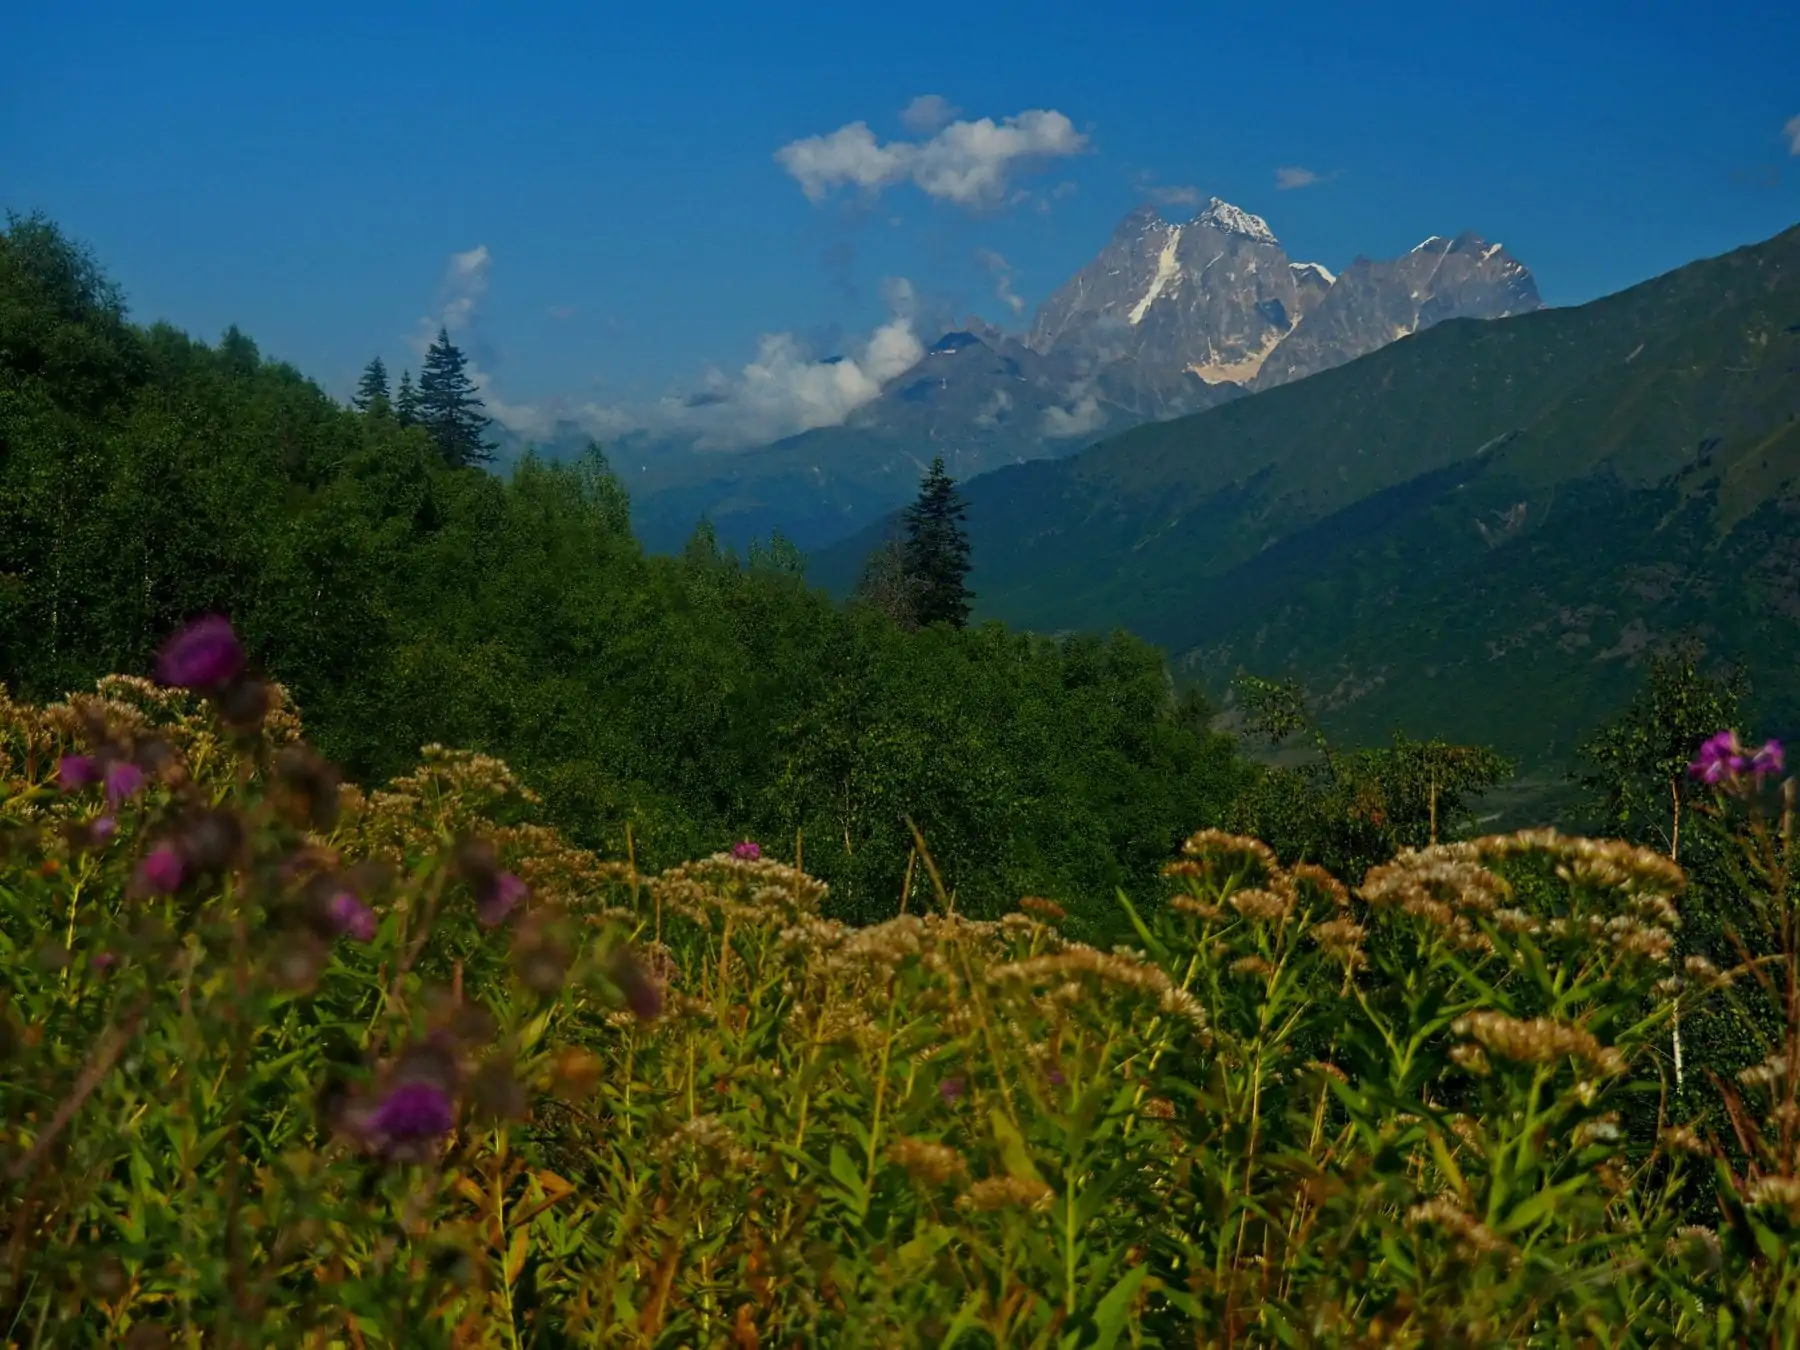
[1193,198,1278,246]
[1290,261,1336,285]
[1129,226,1184,325]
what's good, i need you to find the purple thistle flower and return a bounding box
[154,616,246,691]
[938,1077,965,1103]
[367,1081,455,1142]
[139,842,185,894]
[91,951,116,971]
[57,755,99,791]
[1751,739,1785,779]
[328,890,377,942]
[477,871,527,927]
[1689,731,1748,785]
[89,816,118,845]
[731,840,761,861]
[103,760,146,806]
[1046,1068,1066,1087]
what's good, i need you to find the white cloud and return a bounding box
[776,107,1088,211]
[1274,166,1323,191]
[408,248,929,454]
[406,245,557,439]
[566,278,927,451]
[1148,183,1203,208]
[1275,166,1344,191]
[1040,389,1107,439]
[775,122,913,203]
[974,387,1012,428]
[900,94,961,135]
[1786,113,1800,155]
[974,248,1025,316]
[440,245,491,330]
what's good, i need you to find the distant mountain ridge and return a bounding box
[583,198,1543,555]
[809,221,1800,809]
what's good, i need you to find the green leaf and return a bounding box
[828,1143,868,1210]
[1089,1263,1150,1350]
[1113,888,1168,963]
[990,1106,1046,1185]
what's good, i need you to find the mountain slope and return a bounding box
[625,328,1243,554]
[812,222,1800,780]
[622,199,1539,556]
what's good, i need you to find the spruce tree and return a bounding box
[352,355,390,414]
[416,327,493,467]
[901,456,973,628]
[395,369,421,426]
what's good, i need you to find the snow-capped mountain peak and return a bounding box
[1192,197,1279,246]
[1026,198,1538,406]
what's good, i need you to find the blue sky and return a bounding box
[5,0,1798,448]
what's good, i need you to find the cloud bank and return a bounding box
[1786,113,1800,155]
[776,104,1088,210]
[657,277,925,449]
[409,246,929,452]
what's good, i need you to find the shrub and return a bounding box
[1,626,1796,1345]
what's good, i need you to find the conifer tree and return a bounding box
[417,327,493,467]
[395,369,421,426]
[352,355,390,414]
[901,456,973,628]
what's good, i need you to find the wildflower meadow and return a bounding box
[1,618,1797,1347]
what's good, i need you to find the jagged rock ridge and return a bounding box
[1026,201,1541,403]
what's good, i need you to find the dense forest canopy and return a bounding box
[0,212,1276,933]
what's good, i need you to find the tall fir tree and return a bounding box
[352,355,391,414]
[395,369,421,426]
[901,456,973,628]
[417,327,493,467]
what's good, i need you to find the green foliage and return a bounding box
[1227,674,1515,878]
[352,355,390,416]
[394,368,420,426]
[0,216,1246,941]
[5,680,1798,1346]
[901,456,973,630]
[1579,639,1746,859]
[417,327,492,467]
[851,537,922,631]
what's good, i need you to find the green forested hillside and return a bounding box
[815,223,1800,791]
[0,214,1252,932]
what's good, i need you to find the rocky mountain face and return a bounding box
[1027,199,1332,400]
[1025,200,1540,400]
[619,198,1541,556]
[1251,231,1541,389]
